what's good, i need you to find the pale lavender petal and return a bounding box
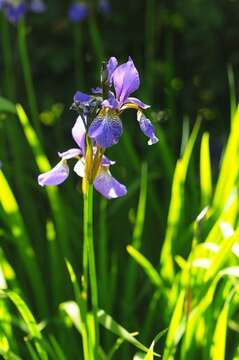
[72,115,86,154]
[74,91,91,105]
[88,113,123,148]
[107,57,118,85]
[138,112,159,145]
[125,97,150,109]
[38,161,69,186]
[58,148,81,160]
[93,169,127,199]
[74,159,85,178]
[112,57,140,104]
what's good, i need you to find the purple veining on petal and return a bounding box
[93,169,127,199]
[58,148,81,160]
[74,159,85,178]
[74,90,91,105]
[112,57,140,105]
[138,112,159,145]
[88,112,123,148]
[68,2,88,22]
[5,2,27,23]
[106,56,118,85]
[72,115,86,154]
[38,161,69,186]
[125,97,150,109]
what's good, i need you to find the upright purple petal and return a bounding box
[102,92,119,109]
[93,169,127,199]
[112,57,140,104]
[88,112,123,148]
[106,57,118,85]
[38,161,69,186]
[99,0,111,14]
[68,3,88,22]
[58,148,81,160]
[72,115,86,154]
[125,97,150,110]
[138,112,159,145]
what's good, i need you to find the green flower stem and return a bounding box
[17,19,43,142]
[83,184,99,357]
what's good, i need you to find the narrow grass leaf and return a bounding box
[200,132,212,206]
[126,245,162,287]
[0,97,16,114]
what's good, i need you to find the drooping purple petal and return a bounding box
[30,0,45,12]
[112,57,140,104]
[58,148,81,160]
[88,112,123,148]
[72,115,86,154]
[38,161,69,186]
[5,3,27,23]
[93,169,127,199]
[74,91,91,105]
[68,3,88,22]
[74,159,85,178]
[138,112,159,145]
[125,97,150,109]
[106,56,118,85]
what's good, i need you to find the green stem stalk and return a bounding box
[17,19,42,141]
[83,184,99,357]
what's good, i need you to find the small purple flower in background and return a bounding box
[68,2,88,23]
[1,0,45,23]
[38,56,158,199]
[99,0,111,14]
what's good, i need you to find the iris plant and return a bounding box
[0,0,45,23]
[68,0,111,22]
[38,56,158,199]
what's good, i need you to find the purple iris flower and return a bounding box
[29,0,45,12]
[88,56,158,148]
[99,0,111,14]
[68,2,88,23]
[1,0,45,22]
[4,2,27,23]
[38,116,127,199]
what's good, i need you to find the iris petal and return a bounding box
[106,57,118,85]
[125,97,150,109]
[88,113,123,148]
[112,57,140,104]
[72,115,86,154]
[93,169,127,199]
[58,148,81,160]
[74,159,85,178]
[38,161,69,186]
[5,3,27,23]
[138,112,159,145]
[68,3,88,22]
